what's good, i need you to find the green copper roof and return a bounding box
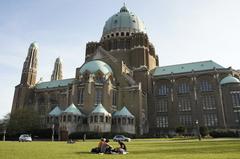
[91,103,111,116]
[153,60,224,76]
[63,103,84,116]
[220,75,240,85]
[80,60,112,75]
[113,106,134,118]
[35,78,74,89]
[49,106,62,116]
[102,5,146,36]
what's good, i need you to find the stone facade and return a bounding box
[150,66,240,135]
[11,6,240,138]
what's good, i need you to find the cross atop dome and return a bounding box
[120,3,129,12]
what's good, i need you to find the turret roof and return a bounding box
[49,106,62,116]
[113,106,134,118]
[91,103,111,116]
[63,103,84,116]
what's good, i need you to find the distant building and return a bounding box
[11,5,240,139]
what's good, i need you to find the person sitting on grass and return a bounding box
[113,141,127,154]
[91,138,106,153]
[100,138,113,154]
[118,141,127,151]
[98,138,106,149]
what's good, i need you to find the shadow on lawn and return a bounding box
[74,151,92,155]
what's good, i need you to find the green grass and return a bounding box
[0,138,240,159]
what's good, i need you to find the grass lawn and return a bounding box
[0,138,240,159]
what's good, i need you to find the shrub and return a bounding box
[175,126,186,136]
[2,128,57,141]
[68,132,135,140]
[209,129,239,138]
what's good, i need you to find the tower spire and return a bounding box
[51,57,63,81]
[20,42,38,86]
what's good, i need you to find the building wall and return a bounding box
[150,70,237,135]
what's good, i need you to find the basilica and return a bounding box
[11,5,240,139]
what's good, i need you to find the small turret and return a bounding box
[20,42,38,86]
[51,57,63,81]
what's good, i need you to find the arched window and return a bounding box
[158,84,169,96]
[78,88,84,105]
[95,89,102,104]
[131,119,134,125]
[94,115,98,123]
[96,75,103,83]
[200,80,213,92]
[122,118,126,124]
[105,116,108,123]
[177,82,190,94]
[100,116,104,122]
[112,118,116,124]
[90,116,93,123]
[55,117,58,122]
[118,118,121,124]
[68,115,72,122]
[128,118,131,124]
[178,97,191,112]
[112,91,117,106]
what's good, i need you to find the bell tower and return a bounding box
[11,42,38,112]
[51,57,63,81]
[20,42,38,86]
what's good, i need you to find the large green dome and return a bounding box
[79,60,112,75]
[102,5,146,38]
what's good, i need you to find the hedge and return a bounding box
[68,132,136,140]
[209,129,240,138]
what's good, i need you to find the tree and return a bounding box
[175,126,186,136]
[0,113,10,132]
[7,108,41,134]
[199,126,209,137]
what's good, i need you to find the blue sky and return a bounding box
[0,0,240,118]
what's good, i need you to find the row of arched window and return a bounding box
[102,31,133,40]
[89,115,111,123]
[47,115,83,123]
[157,80,213,96]
[48,115,134,125]
[77,88,117,107]
[112,117,134,125]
